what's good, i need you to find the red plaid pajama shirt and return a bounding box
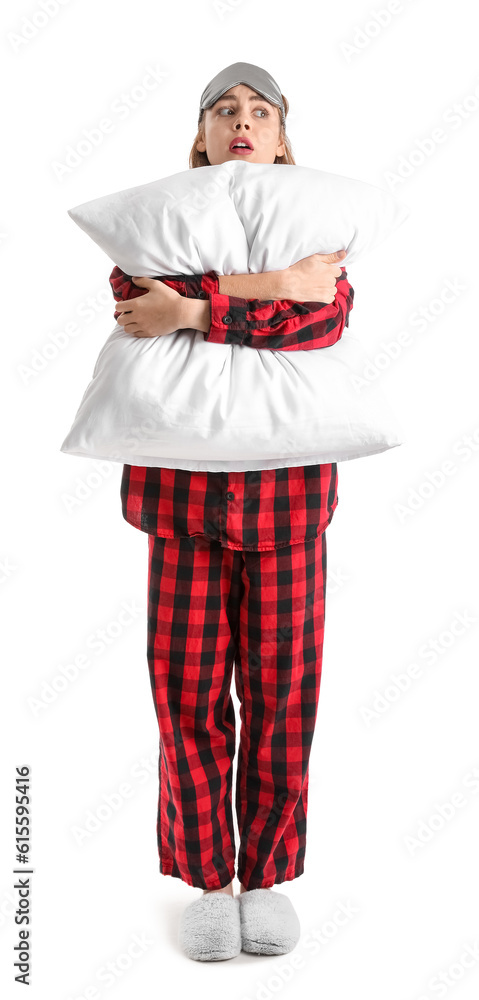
[110,265,355,552]
[110,263,355,889]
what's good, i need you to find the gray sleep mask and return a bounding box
[198,61,286,129]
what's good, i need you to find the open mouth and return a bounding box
[229,140,254,154]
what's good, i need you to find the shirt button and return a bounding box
[226,492,235,500]
[197,289,207,299]
[222,314,233,324]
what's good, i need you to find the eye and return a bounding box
[217,106,269,118]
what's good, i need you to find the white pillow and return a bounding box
[60,160,410,471]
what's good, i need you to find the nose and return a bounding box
[233,118,250,130]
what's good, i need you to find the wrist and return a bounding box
[273,267,292,300]
[177,295,211,333]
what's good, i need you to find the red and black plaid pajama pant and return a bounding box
[146,528,328,892]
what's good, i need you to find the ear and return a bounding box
[196,129,206,153]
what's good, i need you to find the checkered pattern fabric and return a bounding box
[147,529,327,890]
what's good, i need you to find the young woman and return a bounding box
[111,62,354,962]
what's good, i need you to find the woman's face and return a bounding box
[196,83,286,165]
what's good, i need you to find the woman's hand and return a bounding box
[115,276,184,338]
[114,252,349,338]
[279,249,347,303]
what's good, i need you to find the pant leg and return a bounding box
[146,532,243,889]
[234,531,327,890]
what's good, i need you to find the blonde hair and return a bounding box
[188,93,295,168]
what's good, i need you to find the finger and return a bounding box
[315,251,346,263]
[132,276,153,286]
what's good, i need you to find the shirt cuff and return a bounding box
[205,292,247,345]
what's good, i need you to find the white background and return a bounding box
[1,0,478,997]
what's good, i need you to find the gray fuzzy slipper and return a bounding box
[239,889,301,955]
[178,893,241,961]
